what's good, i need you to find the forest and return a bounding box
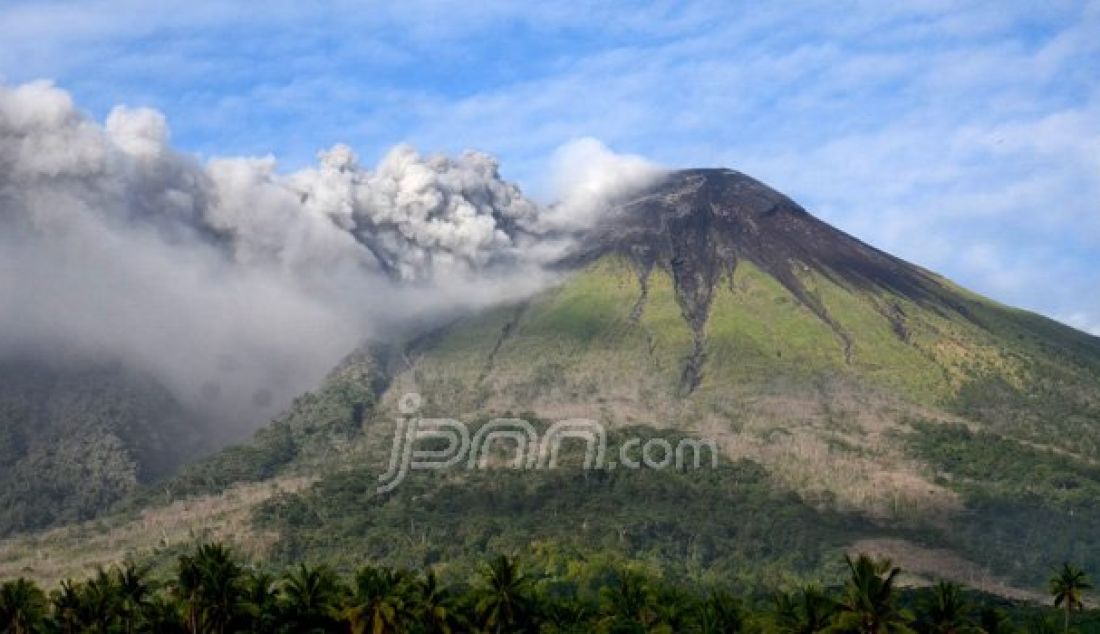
[0,542,1095,633]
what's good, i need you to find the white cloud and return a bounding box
[539,137,664,230]
[1063,313,1100,337]
[0,81,565,436]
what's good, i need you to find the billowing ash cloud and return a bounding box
[210,143,542,280]
[0,80,660,437]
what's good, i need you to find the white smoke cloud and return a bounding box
[0,81,661,439]
[540,136,666,231]
[286,143,540,279]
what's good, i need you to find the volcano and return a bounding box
[383,168,1100,427]
[571,168,984,390]
[6,168,1100,596]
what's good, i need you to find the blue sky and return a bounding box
[2,0,1099,334]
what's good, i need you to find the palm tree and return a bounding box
[773,585,834,634]
[415,569,466,634]
[920,581,972,634]
[240,571,280,634]
[0,578,48,634]
[1049,563,1091,633]
[541,593,596,634]
[653,586,694,632]
[115,561,155,634]
[142,594,187,633]
[977,606,1012,634]
[475,554,537,633]
[51,579,85,634]
[176,550,205,634]
[342,566,414,634]
[696,589,744,634]
[596,570,665,633]
[832,554,915,634]
[80,568,126,633]
[279,562,345,633]
[174,542,245,634]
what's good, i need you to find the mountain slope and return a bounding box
[399,170,1100,456]
[360,171,1100,586]
[0,357,212,534]
[5,168,1099,593]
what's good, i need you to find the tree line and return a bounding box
[0,543,1093,633]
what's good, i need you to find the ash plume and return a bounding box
[0,80,659,436]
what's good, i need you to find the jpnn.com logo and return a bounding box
[378,393,719,492]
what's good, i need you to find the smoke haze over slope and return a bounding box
[0,80,660,435]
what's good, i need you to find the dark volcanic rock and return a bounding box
[571,168,969,391]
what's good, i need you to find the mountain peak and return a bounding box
[587,167,942,301]
[573,167,967,391]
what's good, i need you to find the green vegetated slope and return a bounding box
[358,253,1100,588]
[254,438,867,590]
[6,172,1100,598]
[0,351,390,585]
[72,250,1093,594]
[0,359,211,535]
[407,254,1100,435]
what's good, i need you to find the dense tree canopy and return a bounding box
[0,544,1094,633]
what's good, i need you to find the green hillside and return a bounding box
[3,169,1099,603]
[359,253,1100,588]
[0,359,211,534]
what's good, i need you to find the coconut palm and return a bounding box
[0,578,48,634]
[773,585,834,634]
[176,550,204,633]
[51,579,85,634]
[541,594,597,634]
[415,569,466,634]
[342,566,414,634]
[475,554,537,633]
[279,562,344,633]
[977,607,1012,634]
[695,589,744,634]
[239,571,280,634]
[79,568,126,633]
[653,586,694,632]
[174,543,246,634]
[597,570,666,633]
[142,594,187,633]
[1048,563,1091,634]
[115,561,155,634]
[832,554,914,634]
[919,581,972,634]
